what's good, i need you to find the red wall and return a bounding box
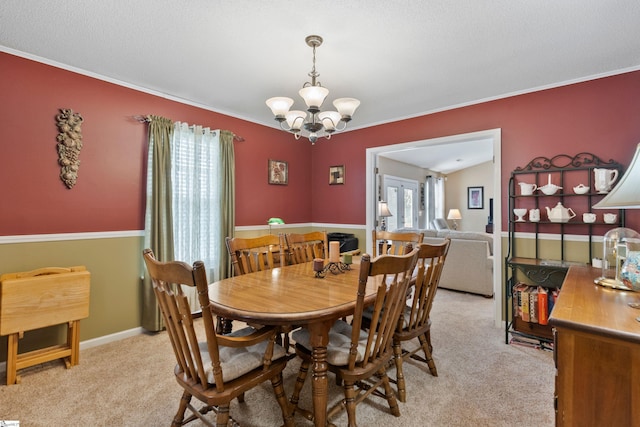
[3,51,640,235]
[311,71,640,231]
[0,52,311,235]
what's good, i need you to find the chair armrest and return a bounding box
[217,326,277,348]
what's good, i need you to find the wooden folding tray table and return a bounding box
[0,266,90,385]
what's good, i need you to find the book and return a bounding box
[529,288,538,323]
[521,286,531,322]
[548,288,560,317]
[513,283,527,318]
[537,286,549,325]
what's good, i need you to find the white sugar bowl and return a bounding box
[573,184,589,194]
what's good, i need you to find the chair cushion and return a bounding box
[363,304,419,329]
[198,327,287,384]
[292,320,368,366]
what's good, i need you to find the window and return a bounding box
[170,123,223,282]
[146,123,224,307]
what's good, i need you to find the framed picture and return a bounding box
[468,186,484,209]
[329,165,345,185]
[268,159,288,185]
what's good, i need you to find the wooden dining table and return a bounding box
[208,258,378,427]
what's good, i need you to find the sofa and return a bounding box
[395,227,494,297]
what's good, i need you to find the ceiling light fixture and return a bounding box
[266,35,360,145]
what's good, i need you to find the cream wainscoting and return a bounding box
[0,231,144,363]
[0,225,366,365]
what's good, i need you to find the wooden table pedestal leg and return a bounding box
[308,320,333,427]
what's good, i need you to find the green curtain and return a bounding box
[219,130,236,279]
[142,115,174,331]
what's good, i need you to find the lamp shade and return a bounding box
[265,97,293,118]
[284,111,306,132]
[333,98,361,120]
[267,217,285,225]
[378,201,392,217]
[317,111,342,132]
[299,86,329,110]
[447,209,462,220]
[593,143,640,209]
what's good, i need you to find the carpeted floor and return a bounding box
[0,289,555,426]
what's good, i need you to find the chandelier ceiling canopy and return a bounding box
[266,35,360,144]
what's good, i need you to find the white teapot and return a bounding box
[546,202,576,223]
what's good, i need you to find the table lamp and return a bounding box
[267,217,285,234]
[593,143,640,290]
[447,208,462,230]
[378,201,392,231]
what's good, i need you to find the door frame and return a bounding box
[365,128,502,328]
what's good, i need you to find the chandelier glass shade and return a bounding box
[266,35,360,144]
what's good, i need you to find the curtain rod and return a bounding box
[133,115,245,142]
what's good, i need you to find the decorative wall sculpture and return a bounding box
[56,108,84,188]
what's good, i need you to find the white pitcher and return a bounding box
[518,182,537,195]
[594,168,619,193]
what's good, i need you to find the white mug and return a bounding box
[529,208,540,222]
[583,213,596,223]
[604,213,618,224]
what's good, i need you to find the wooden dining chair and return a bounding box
[290,249,419,426]
[360,230,424,332]
[392,239,450,402]
[142,249,294,427]
[220,235,286,334]
[226,234,285,275]
[372,230,424,257]
[285,231,328,264]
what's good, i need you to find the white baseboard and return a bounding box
[79,327,145,350]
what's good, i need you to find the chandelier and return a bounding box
[266,35,360,144]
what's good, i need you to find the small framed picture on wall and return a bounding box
[468,186,484,209]
[268,159,288,185]
[329,165,345,185]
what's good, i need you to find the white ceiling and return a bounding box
[2,1,640,172]
[379,138,494,174]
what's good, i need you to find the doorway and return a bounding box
[365,129,503,328]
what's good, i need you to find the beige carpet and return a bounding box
[0,289,555,426]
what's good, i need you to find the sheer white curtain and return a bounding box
[425,176,446,229]
[145,122,224,307]
[172,123,223,305]
[434,177,445,220]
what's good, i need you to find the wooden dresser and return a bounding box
[549,266,640,427]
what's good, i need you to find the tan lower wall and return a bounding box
[0,230,594,364]
[0,225,367,364]
[0,235,144,361]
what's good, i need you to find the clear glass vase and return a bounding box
[597,227,640,289]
